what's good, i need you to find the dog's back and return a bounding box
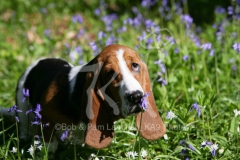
[16,58,73,141]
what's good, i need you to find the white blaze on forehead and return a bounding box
[116,49,143,94]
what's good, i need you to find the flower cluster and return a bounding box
[200,140,218,156]
[27,140,43,157]
[26,104,42,125]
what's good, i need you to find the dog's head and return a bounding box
[81,44,166,148]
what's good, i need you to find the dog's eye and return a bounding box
[107,70,115,78]
[132,63,140,72]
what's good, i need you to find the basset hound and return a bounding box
[16,44,166,152]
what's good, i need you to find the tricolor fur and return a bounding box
[15,44,166,152]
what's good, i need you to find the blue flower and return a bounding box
[233,43,240,52]
[209,49,215,56]
[227,6,233,15]
[106,35,117,46]
[181,14,193,29]
[98,31,106,40]
[182,54,189,61]
[8,105,22,122]
[77,29,84,38]
[201,140,212,148]
[61,130,69,141]
[22,88,30,102]
[190,103,201,117]
[72,14,83,23]
[139,92,150,110]
[8,105,22,113]
[174,48,179,53]
[94,8,101,16]
[201,43,212,50]
[187,144,196,151]
[158,78,167,86]
[89,41,100,55]
[215,7,226,14]
[75,46,82,55]
[26,104,42,125]
[44,29,51,37]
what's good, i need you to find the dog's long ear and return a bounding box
[81,60,114,149]
[136,62,166,140]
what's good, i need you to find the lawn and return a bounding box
[0,0,240,159]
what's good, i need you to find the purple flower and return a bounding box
[158,78,167,86]
[61,130,69,141]
[162,0,168,7]
[72,14,83,23]
[201,140,212,148]
[215,6,226,14]
[209,49,215,56]
[98,31,105,40]
[180,140,186,146]
[26,104,42,125]
[141,0,157,8]
[44,29,50,37]
[181,14,193,29]
[106,35,117,46]
[146,38,153,49]
[227,6,233,15]
[75,46,82,54]
[8,105,22,122]
[117,26,127,33]
[180,148,187,156]
[232,64,237,71]
[187,144,196,151]
[233,43,240,52]
[156,35,161,42]
[145,19,156,30]
[190,102,201,117]
[77,29,84,38]
[32,116,41,125]
[101,14,118,31]
[209,143,218,156]
[138,31,146,41]
[139,92,150,110]
[200,43,212,50]
[89,42,99,55]
[182,55,189,61]
[132,6,139,14]
[8,105,22,113]
[174,48,179,53]
[65,43,71,51]
[22,88,30,102]
[94,8,101,16]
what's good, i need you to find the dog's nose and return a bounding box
[127,90,143,104]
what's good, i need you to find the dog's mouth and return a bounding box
[128,103,143,115]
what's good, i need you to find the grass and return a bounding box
[0,0,240,159]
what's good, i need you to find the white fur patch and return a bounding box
[116,49,143,117]
[68,66,84,94]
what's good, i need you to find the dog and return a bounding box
[12,44,166,152]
